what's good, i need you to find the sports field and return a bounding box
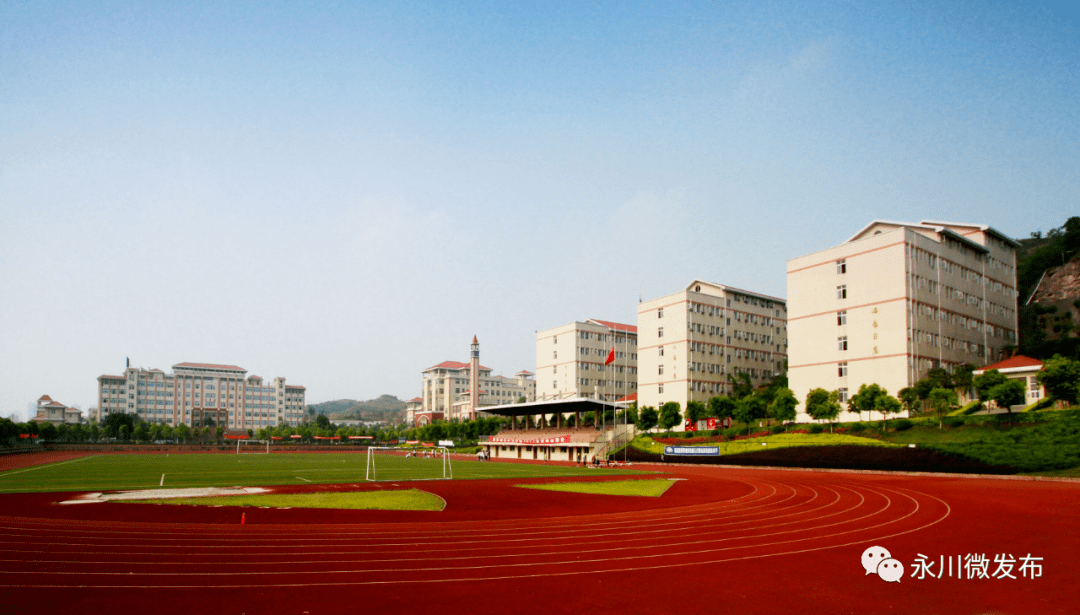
[1,450,1077,615]
[0,451,641,493]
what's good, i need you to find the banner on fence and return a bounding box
[664,446,721,456]
[438,440,454,447]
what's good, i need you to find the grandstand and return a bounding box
[478,398,634,463]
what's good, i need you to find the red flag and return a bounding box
[605,347,615,365]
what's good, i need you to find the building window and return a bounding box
[837,259,846,274]
[553,351,557,359]
[658,384,664,394]
[658,327,664,338]
[838,362,848,377]
[837,285,847,299]
[658,308,664,318]
[659,365,664,375]
[659,347,664,357]
[837,310,847,326]
[838,387,848,403]
[838,336,848,351]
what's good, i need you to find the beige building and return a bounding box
[96,361,306,430]
[973,355,1045,407]
[418,337,536,424]
[33,395,83,425]
[787,220,1019,423]
[535,319,638,402]
[637,280,788,419]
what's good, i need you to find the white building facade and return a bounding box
[535,319,638,402]
[787,220,1019,422]
[96,362,306,430]
[636,280,788,415]
[418,337,536,424]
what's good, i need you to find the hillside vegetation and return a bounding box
[310,395,406,423]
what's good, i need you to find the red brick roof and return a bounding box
[588,319,638,333]
[284,385,306,390]
[174,362,246,371]
[616,393,638,402]
[977,355,1043,372]
[516,370,534,375]
[425,360,493,371]
[409,397,423,402]
[37,395,53,401]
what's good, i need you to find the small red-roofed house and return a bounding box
[973,355,1045,406]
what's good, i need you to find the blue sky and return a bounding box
[1,1,1076,419]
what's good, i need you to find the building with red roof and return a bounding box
[535,318,638,403]
[974,355,1046,406]
[32,396,83,425]
[414,337,536,426]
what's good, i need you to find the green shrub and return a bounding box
[942,416,965,428]
[809,424,824,434]
[891,419,914,431]
[848,423,866,433]
[710,429,721,437]
[723,427,741,437]
[682,431,697,439]
[770,424,785,434]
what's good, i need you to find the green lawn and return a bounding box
[0,453,648,494]
[130,488,446,510]
[633,432,899,456]
[516,478,674,497]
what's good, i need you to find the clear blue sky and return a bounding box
[1,1,1076,419]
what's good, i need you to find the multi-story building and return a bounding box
[33,395,83,425]
[637,280,788,418]
[417,337,536,424]
[96,361,306,430]
[787,220,1019,422]
[535,319,638,402]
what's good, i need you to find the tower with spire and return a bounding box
[469,335,480,420]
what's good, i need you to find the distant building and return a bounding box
[535,319,638,402]
[787,220,1019,422]
[417,337,536,425]
[637,280,788,420]
[96,362,306,430]
[33,395,83,425]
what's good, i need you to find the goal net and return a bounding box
[366,447,453,481]
[237,439,270,454]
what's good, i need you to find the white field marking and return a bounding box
[60,487,272,504]
[296,477,311,482]
[0,455,95,478]
[0,485,942,583]
[160,475,165,487]
[667,478,687,481]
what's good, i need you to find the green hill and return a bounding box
[309,395,407,423]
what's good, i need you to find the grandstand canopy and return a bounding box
[480,397,620,418]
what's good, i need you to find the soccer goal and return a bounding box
[237,439,270,454]
[366,447,452,481]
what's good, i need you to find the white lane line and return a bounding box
[160,475,165,487]
[296,477,311,483]
[0,456,95,478]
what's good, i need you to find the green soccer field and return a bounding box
[0,453,647,494]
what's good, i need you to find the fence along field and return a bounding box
[0,452,644,494]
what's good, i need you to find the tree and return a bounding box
[118,425,129,441]
[175,423,191,442]
[708,396,736,419]
[805,388,841,432]
[927,387,958,429]
[953,363,976,401]
[898,387,920,416]
[733,396,765,435]
[133,424,148,442]
[658,402,681,431]
[849,384,887,422]
[39,422,58,442]
[973,369,1008,401]
[89,423,101,442]
[728,372,754,400]
[1037,355,1080,406]
[685,401,707,423]
[988,379,1026,413]
[315,414,331,430]
[768,388,798,423]
[215,426,225,442]
[637,406,658,431]
[148,424,163,441]
[878,395,903,430]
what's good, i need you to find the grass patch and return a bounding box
[131,488,445,510]
[632,432,898,456]
[924,410,1080,472]
[0,453,648,494]
[516,479,674,497]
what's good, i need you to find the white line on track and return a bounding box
[0,455,95,478]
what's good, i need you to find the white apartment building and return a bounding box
[535,319,638,402]
[418,337,536,424]
[637,280,788,416]
[787,220,1019,422]
[96,362,307,430]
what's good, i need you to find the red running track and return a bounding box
[0,462,1076,614]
